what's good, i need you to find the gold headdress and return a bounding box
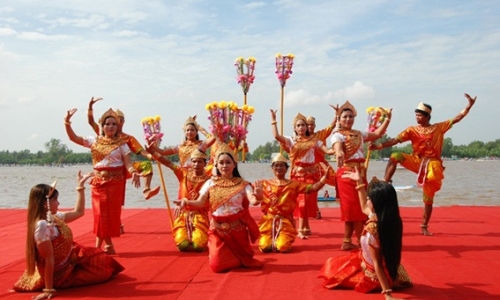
[306,116,316,124]
[190,149,208,160]
[293,113,307,126]
[271,153,289,164]
[215,142,238,162]
[338,101,357,117]
[416,102,432,114]
[183,116,199,131]
[116,109,125,118]
[99,108,123,126]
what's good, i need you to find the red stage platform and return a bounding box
[1,206,499,300]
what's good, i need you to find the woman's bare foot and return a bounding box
[420,224,433,236]
[297,229,308,239]
[144,186,161,200]
[341,238,357,250]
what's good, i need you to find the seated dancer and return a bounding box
[148,146,211,252]
[174,143,263,273]
[148,116,215,169]
[13,171,124,298]
[257,153,330,252]
[318,168,412,299]
[88,97,160,200]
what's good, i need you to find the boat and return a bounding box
[394,185,418,191]
[318,196,336,202]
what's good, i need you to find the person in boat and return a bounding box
[323,190,330,199]
[305,114,337,219]
[148,146,211,252]
[257,153,330,252]
[331,101,391,250]
[271,110,335,239]
[87,97,160,201]
[370,93,476,236]
[174,143,263,273]
[13,171,124,299]
[65,107,141,254]
[318,167,412,299]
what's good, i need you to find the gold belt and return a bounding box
[94,169,124,180]
[293,165,318,177]
[211,219,243,234]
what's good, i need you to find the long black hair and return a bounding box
[368,180,402,281]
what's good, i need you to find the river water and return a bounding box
[1,160,498,209]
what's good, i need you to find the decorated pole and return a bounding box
[234,57,256,161]
[364,106,389,170]
[275,53,295,153]
[141,115,174,229]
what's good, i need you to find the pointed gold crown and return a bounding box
[190,149,208,160]
[306,116,316,124]
[338,101,357,117]
[99,108,123,126]
[416,102,432,114]
[271,153,289,164]
[183,116,199,130]
[116,109,125,118]
[215,142,237,162]
[293,113,307,126]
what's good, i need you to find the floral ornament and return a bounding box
[234,57,256,95]
[366,107,389,133]
[141,115,164,145]
[275,53,295,87]
[206,100,254,151]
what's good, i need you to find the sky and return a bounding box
[1,0,499,154]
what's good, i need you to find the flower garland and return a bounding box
[366,106,389,133]
[141,115,163,146]
[205,100,255,150]
[275,53,295,87]
[234,57,256,95]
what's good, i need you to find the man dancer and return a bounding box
[371,93,476,236]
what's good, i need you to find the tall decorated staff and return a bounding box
[364,106,389,170]
[275,53,295,153]
[205,100,255,161]
[234,56,256,161]
[141,115,174,229]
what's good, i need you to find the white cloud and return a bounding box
[0,26,16,36]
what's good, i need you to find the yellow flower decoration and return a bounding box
[154,115,161,122]
[247,106,255,114]
[219,101,227,109]
[242,104,249,112]
[276,53,282,58]
[205,103,211,111]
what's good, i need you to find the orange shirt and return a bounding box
[397,120,453,159]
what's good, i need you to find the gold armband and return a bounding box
[355,183,366,190]
[128,167,137,174]
[64,120,72,125]
[75,186,85,191]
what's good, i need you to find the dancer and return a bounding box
[88,97,160,200]
[271,110,335,239]
[148,146,210,252]
[13,171,124,298]
[174,144,263,272]
[257,153,330,252]
[65,108,140,254]
[148,116,215,169]
[371,93,476,235]
[331,101,391,250]
[318,168,412,299]
[306,114,337,219]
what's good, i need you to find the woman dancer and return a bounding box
[13,171,124,299]
[332,101,391,250]
[270,110,335,239]
[174,144,263,272]
[65,108,140,254]
[318,168,412,299]
[257,153,330,252]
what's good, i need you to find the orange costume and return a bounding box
[390,120,452,204]
[319,220,412,292]
[258,179,314,252]
[310,123,336,187]
[85,135,130,237]
[14,217,123,292]
[171,164,210,251]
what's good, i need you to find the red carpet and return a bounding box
[1,206,499,300]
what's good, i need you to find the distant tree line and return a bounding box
[1,137,499,165]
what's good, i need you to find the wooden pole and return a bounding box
[154,145,174,230]
[280,86,284,154]
[242,93,247,162]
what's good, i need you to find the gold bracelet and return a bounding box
[381,289,393,294]
[64,120,72,125]
[128,167,137,173]
[355,183,366,190]
[271,121,277,125]
[75,186,85,191]
[43,288,56,293]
